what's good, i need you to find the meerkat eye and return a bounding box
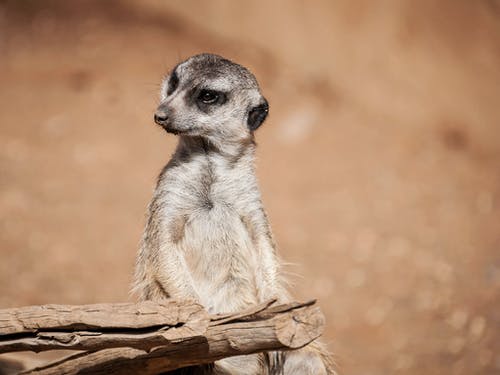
[198,89,221,104]
[167,71,179,95]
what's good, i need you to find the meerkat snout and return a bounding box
[153,108,168,126]
[154,53,269,141]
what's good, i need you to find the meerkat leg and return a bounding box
[282,340,334,375]
[154,242,200,301]
[134,238,200,302]
[214,354,264,375]
[161,355,262,374]
[281,349,327,375]
[240,210,286,301]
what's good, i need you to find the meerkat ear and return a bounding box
[247,99,269,131]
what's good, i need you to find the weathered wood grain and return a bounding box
[0,300,208,354]
[0,300,325,374]
[0,300,205,336]
[24,303,324,374]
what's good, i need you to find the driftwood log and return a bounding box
[0,299,325,374]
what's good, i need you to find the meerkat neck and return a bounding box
[176,135,256,165]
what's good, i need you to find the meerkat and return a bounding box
[133,53,333,375]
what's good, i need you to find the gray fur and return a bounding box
[133,54,333,375]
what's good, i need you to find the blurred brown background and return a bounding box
[0,0,499,374]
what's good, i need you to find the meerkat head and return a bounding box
[154,54,269,143]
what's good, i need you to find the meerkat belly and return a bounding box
[179,204,260,313]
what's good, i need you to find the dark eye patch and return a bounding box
[196,89,227,106]
[166,70,179,95]
[198,89,220,104]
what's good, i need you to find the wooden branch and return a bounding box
[0,300,325,375]
[0,300,209,353]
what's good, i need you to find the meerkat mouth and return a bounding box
[160,123,195,136]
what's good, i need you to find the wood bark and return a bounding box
[0,300,208,353]
[0,300,324,375]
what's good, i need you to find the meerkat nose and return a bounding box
[154,110,168,125]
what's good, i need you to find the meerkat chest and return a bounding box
[169,156,255,214]
[170,159,260,276]
[182,168,255,244]
[181,201,260,312]
[162,157,258,246]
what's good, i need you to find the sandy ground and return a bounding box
[0,1,499,374]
